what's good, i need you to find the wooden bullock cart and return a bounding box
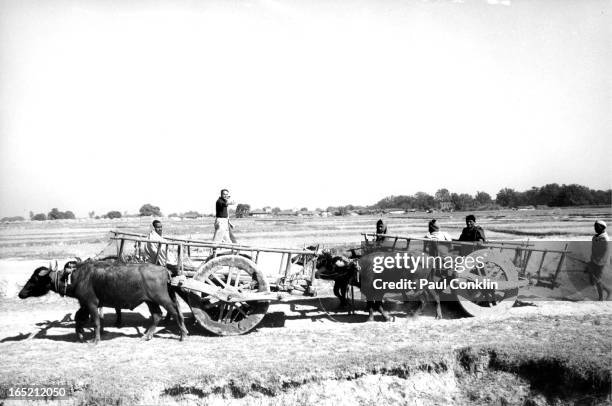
[356,233,569,317]
[106,230,570,334]
[108,231,319,336]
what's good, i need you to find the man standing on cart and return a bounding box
[213,189,238,243]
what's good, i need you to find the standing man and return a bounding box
[213,189,237,243]
[586,220,610,301]
[458,214,486,242]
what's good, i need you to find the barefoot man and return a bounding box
[213,189,237,243]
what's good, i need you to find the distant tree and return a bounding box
[1,216,25,222]
[29,211,34,220]
[474,191,492,206]
[451,193,475,211]
[32,213,46,221]
[495,188,521,207]
[336,207,349,216]
[48,208,62,220]
[434,188,451,203]
[315,208,323,212]
[235,204,251,218]
[47,208,75,220]
[300,207,308,212]
[139,204,162,217]
[106,211,122,219]
[272,207,281,215]
[88,211,95,219]
[414,192,435,210]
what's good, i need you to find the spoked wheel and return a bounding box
[454,249,519,317]
[186,255,269,335]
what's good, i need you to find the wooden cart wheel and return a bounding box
[186,255,270,335]
[454,249,519,317]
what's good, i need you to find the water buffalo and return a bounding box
[64,260,122,330]
[19,261,188,343]
[315,251,442,321]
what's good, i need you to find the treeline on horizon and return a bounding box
[2,183,610,222]
[367,183,612,212]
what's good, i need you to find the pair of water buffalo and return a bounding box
[19,250,442,343]
[18,259,188,343]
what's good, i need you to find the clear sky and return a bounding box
[0,0,610,217]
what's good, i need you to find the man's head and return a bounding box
[220,189,230,200]
[429,219,440,233]
[152,220,162,236]
[465,215,476,229]
[594,220,607,234]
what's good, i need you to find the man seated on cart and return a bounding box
[143,220,176,266]
[458,214,486,242]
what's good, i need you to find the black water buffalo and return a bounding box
[64,260,122,330]
[314,251,358,308]
[315,251,442,321]
[19,261,188,343]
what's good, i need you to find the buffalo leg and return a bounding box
[75,306,89,342]
[143,302,162,340]
[114,308,122,328]
[414,294,427,316]
[165,288,188,340]
[97,308,106,334]
[376,301,394,322]
[333,281,348,308]
[86,302,101,343]
[366,301,375,322]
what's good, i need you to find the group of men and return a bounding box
[377,214,487,243]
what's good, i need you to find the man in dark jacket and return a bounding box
[458,214,486,242]
[375,219,388,242]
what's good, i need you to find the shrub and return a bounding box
[139,204,162,217]
[106,211,122,219]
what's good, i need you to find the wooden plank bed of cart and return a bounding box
[109,230,320,336]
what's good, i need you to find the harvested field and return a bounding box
[0,208,611,405]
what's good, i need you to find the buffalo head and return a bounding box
[18,266,54,299]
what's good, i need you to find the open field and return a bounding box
[0,207,611,405]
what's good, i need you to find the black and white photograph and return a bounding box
[0,0,610,404]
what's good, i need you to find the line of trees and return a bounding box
[372,184,610,211]
[29,208,76,221]
[10,183,610,222]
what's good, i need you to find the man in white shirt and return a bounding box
[424,219,452,241]
[143,220,173,266]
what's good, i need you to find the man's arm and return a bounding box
[476,228,486,242]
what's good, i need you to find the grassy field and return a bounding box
[0,207,611,405]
